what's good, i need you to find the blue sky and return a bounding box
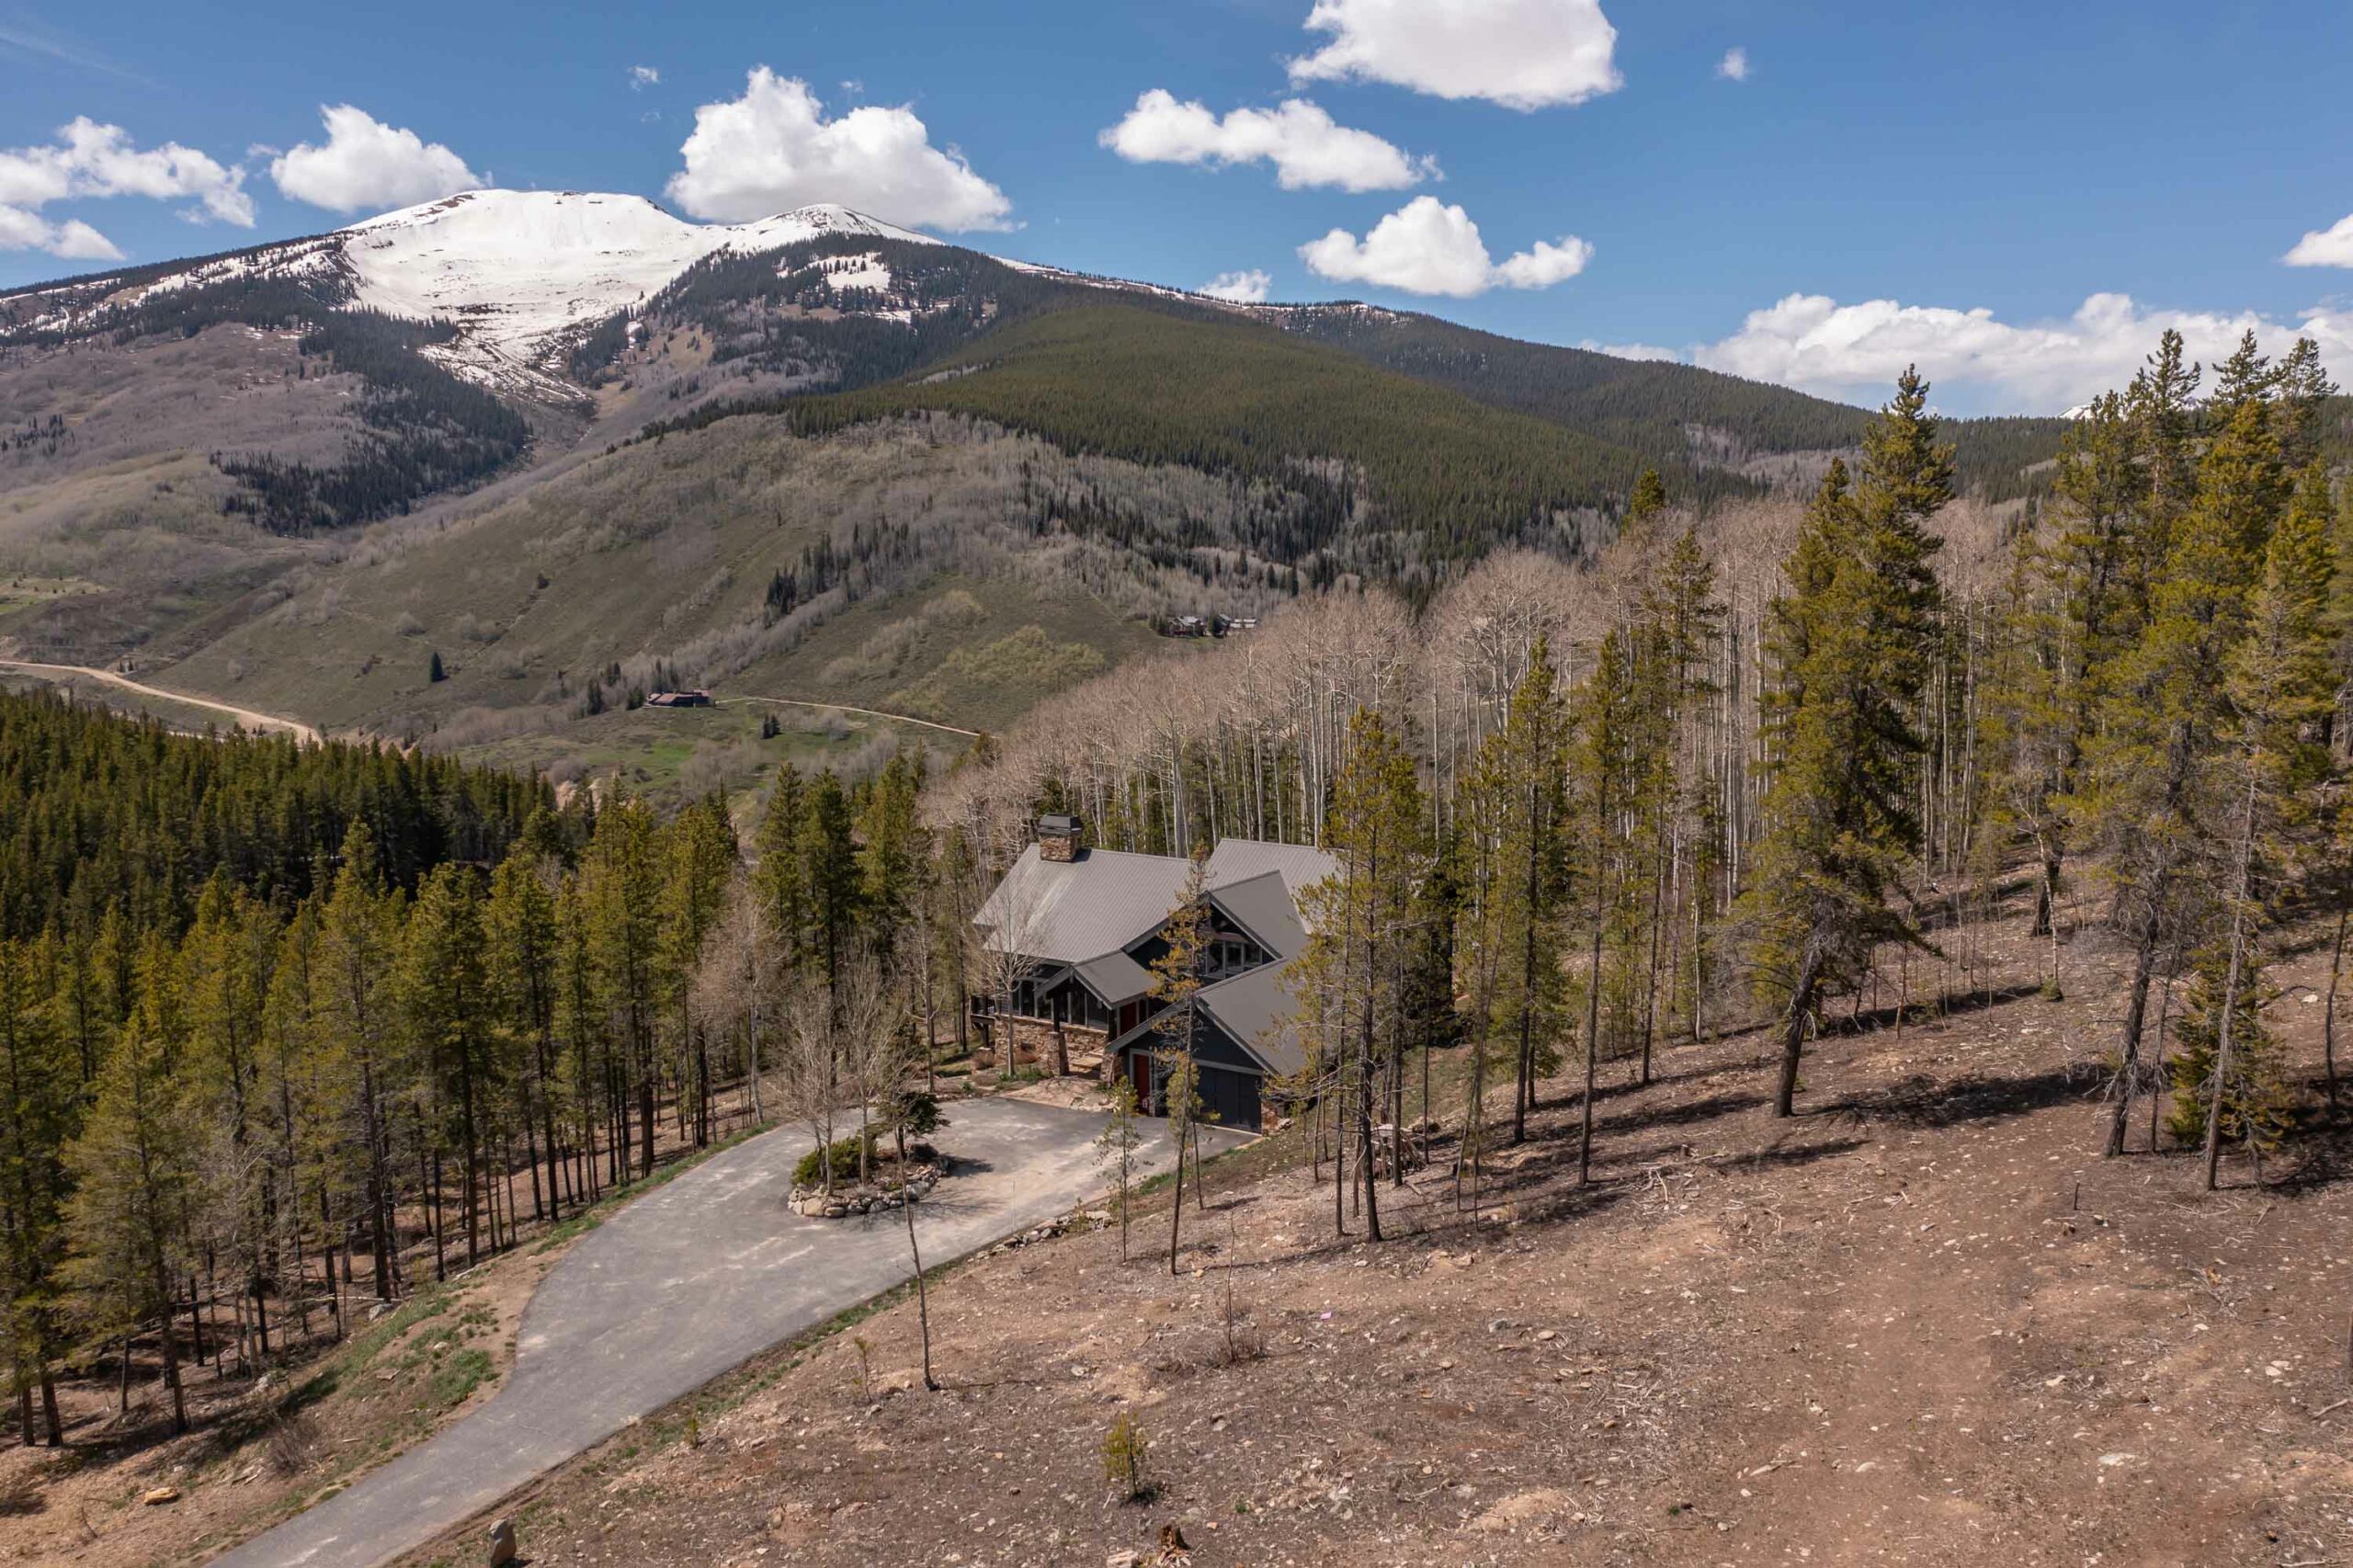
[5,0,2351,413]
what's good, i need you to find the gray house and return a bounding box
[971,819,1336,1131]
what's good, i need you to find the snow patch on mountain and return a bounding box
[816,252,894,296]
[5,189,941,400]
[336,191,937,387]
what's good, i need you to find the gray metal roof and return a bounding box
[1199,963,1304,1075]
[1206,870,1308,961]
[1204,838,1339,904]
[1071,949,1154,1005]
[972,845,1195,964]
[976,837,1335,1066]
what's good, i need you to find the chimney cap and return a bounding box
[1037,812,1083,835]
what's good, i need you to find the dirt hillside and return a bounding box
[396,898,2353,1568]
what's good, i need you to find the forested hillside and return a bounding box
[4,258,531,535]
[5,327,2347,1568]
[0,689,545,936]
[1267,303,2075,501]
[14,199,2335,788]
[938,326,2346,1204]
[0,682,943,1449]
[652,301,1661,588]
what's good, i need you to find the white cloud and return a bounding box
[1679,290,2353,413]
[1289,0,1622,111]
[630,65,660,90]
[1099,90,1435,192]
[1717,47,1750,82]
[2285,212,2353,268]
[0,116,252,226]
[270,106,480,214]
[1298,196,1591,298]
[666,68,1011,230]
[1493,235,1595,289]
[1200,268,1273,303]
[0,203,120,259]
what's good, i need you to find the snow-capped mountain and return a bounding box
[7,189,941,398]
[337,191,934,358]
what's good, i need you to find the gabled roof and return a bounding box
[1204,838,1339,907]
[1197,963,1304,1076]
[972,845,1193,964]
[1205,870,1308,961]
[1070,949,1154,1006]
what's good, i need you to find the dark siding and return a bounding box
[1188,1013,1261,1073]
[1120,1013,1266,1132]
[1196,1062,1262,1131]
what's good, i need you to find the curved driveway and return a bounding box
[210,1097,1226,1568]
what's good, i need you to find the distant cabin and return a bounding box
[970,815,1336,1132]
[645,689,713,708]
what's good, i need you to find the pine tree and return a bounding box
[1992,392,2143,938]
[485,852,563,1221]
[1743,368,1950,1118]
[1457,642,1571,1170]
[2077,393,2285,1155]
[1572,625,1644,1172]
[2179,461,2337,1187]
[400,865,494,1272]
[1625,467,1668,537]
[661,799,738,1147]
[1314,708,1428,1241]
[1148,846,1212,1273]
[63,1010,202,1433]
[314,828,404,1297]
[584,795,664,1178]
[182,879,278,1358]
[796,772,863,1000]
[0,940,76,1443]
[1642,522,1727,1040]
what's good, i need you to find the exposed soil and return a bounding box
[397,897,2353,1568]
[0,1091,786,1568]
[0,1233,551,1568]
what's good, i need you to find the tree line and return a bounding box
[946,327,2347,1238]
[0,695,953,1443]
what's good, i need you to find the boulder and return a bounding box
[140,1486,181,1506]
[488,1517,518,1566]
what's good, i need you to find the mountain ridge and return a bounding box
[0,187,2075,775]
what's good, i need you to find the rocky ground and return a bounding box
[397,897,2353,1568]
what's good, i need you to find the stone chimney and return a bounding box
[1037,813,1084,863]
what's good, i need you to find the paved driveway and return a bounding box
[210,1097,1227,1568]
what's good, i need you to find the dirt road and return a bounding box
[0,658,321,743]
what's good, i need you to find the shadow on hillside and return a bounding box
[1824,1063,2092,1130]
[1587,1053,1768,1102]
[1598,1089,1771,1137]
[1834,980,2046,1039]
[2268,1089,2353,1194]
[1693,1134,1870,1176]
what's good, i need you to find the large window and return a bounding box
[1207,935,1256,979]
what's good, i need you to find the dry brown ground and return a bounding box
[0,1233,551,1567]
[396,899,2353,1568]
[0,1087,790,1568]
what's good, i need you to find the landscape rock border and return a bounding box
[790,1164,941,1219]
